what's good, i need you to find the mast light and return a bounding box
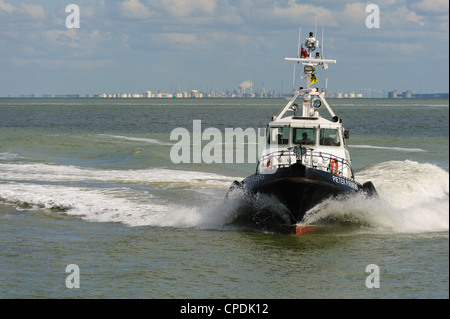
[304,64,314,74]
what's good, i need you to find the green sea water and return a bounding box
[0,98,448,299]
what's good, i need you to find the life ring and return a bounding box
[266,156,274,171]
[267,156,273,167]
[330,158,338,175]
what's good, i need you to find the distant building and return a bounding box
[388,90,397,98]
[191,90,203,98]
[412,92,449,98]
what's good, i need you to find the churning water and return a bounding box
[0,98,448,299]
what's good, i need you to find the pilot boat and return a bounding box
[227,31,377,234]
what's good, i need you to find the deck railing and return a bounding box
[257,146,354,179]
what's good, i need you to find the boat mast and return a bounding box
[292,27,302,92]
[278,30,336,119]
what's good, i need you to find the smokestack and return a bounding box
[239,80,253,95]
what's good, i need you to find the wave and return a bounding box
[0,182,177,226]
[0,182,236,229]
[0,152,24,160]
[99,134,172,146]
[303,160,449,234]
[0,162,237,228]
[0,162,235,189]
[1,160,448,234]
[349,145,426,152]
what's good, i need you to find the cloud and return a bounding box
[404,8,425,26]
[19,3,45,19]
[384,5,426,28]
[0,0,45,21]
[10,57,119,70]
[155,32,205,48]
[373,41,427,57]
[215,5,243,25]
[0,0,14,13]
[117,0,217,20]
[339,3,367,26]
[119,0,158,19]
[411,0,449,14]
[42,29,81,49]
[0,0,448,95]
[271,3,337,27]
[158,0,216,17]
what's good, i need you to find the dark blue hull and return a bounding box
[227,162,377,229]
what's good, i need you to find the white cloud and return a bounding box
[119,0,157,19]
[386,5,426,27]
[43,29,80,49]
[405,9,425,26]
[0,0,448,95]
[117,0,217,20]
[20,3,45,19]
[436,14,450,32]
[373,42,427,57]
[215,3,243,25]
[83,6,96,19]
[0,0,14,13]
[156,32,205,48]
[411,0,449,14]
[271,3,337,27]
[10,57,119,70]
[339,3,367,26]
[0,0,45,21]
[158,0,216,17]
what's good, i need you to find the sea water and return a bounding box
[0,98,448,299]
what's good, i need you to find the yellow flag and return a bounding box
[311,73,318,84]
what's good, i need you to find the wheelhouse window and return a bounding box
[268,127,289,145]
[319,128,341,146]
[293,128,316,145]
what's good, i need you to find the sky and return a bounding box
[0,0,448,96]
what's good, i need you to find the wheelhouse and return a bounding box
[260,119,353,179]
[266,123,345,150]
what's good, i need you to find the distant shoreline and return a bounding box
[0,95,448,100]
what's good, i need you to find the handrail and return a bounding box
[257,146,354,179]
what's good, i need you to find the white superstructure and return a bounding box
[258,31,354,180]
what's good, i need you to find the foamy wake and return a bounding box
[0,160,448,234]
[0,162,234,189]
[0,183,236,228]
[0,162,237,228]
[0,152,24,160]
[303,160,449,233]
[349,145,426,152]
[98,134,173,146]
